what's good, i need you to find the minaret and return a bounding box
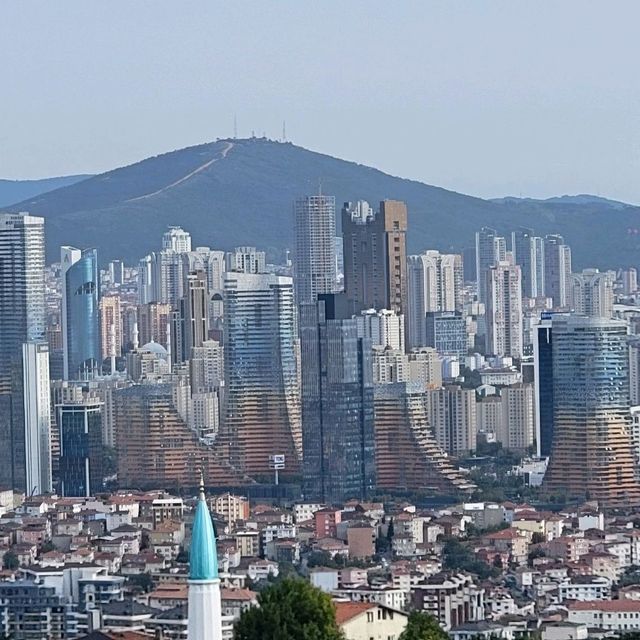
[188,472,223,640]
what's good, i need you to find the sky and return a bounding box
[2,1,640,202]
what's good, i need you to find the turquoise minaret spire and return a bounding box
[190,473,219,580]
[187,471,223,640]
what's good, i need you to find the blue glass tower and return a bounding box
[61,247,101,380]
[300,293,376,504]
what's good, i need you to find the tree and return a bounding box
[128,572,154,593]
[531,532,546,544]
[234,577,345,640]
[398,611,447,640]
[2,551,19,570]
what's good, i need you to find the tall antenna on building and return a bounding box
[233,114,237,139]
[282,120,286,142]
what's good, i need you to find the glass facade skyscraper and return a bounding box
[0,212,46,491]
[300,293,376,504]
[58,401,103,497]
[61,247,101,380]
[543,315,640,505]
[222,272,302,479]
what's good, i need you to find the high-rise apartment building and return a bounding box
[172,271,209,364]
[108,259,124,285]
[223,272,302,478]
[58,401,103,497]
[225,247,266,274]
[99,295,122,365]
[137,227,193,307]
[190,340,224,394]
[61,246,101,380]
[356,308,405,352]
[300,294,376,504]
[407,251,463,348]
[372,347,442,389]
[486,262,523,358]
[512,228,544,298]
[543,316,640,506]
[22,342,52,495]
[294,195,337,304]
[425,312,467,360]
[342,200,408,316]
[0,212,46,491]
[570,268,614,318]
[497,383,535,451]
[544,235,572,308]
[137,302,171,349]
[426,386,477,456]
[163,226,192,253]
[622,268,638,296]
[374,382,476,495]
[475,227,506,304]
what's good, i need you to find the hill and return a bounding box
[9,138,640,269]
[0,175,91,207]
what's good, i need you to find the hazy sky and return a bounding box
[2,1,640,202]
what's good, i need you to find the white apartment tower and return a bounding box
[22,342,52,494]
[486,262,523,358]
[294,195,337,303]
[407,251,463,348]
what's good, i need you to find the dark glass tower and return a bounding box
[61,247,101,380]
[300,293,376,504]
[58,401,103,497]
[534,316,554,457]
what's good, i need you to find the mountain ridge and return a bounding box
[8,138,640,270]
[0,175,91,208]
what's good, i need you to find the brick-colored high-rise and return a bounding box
[114,384,249,489]
[374,382,475,496]
[342,200,408,317]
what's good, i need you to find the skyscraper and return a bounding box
[512,228,544,298]
[374,382,476,495]
[0,212,46,491]
[407,251,463,348]
[99,295,122,367]
[294,194,337,304]
[22,342,52,495]
[342,200,408,316]
[569,268,614,318]
[425,312,467,360]
[300,294,376,504]
[61,247,101,380]
[225,246,266,274]
[137,302,171,348]
[356,308,405,351]
[426,385,477,456]
[533,315,555,457]
[173,270,209,364]
[544,234,572,308]
[486,261,523,358]
[163,226,192,253]
[58,401,103,497]
[475,227,506,304]
[223,272,302,478]
[543,316,640,505]
[114,384,247,488]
